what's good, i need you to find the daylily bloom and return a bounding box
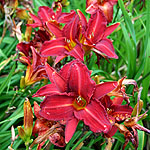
[28,4,76,29]
[40,10,119,64]
[100,95,133,138]
[30,101,65,149]
[78,9,119,59]
[40,14,85,63]
[19,46,47,88]
[86,0,118,22]
[34,60,118,143]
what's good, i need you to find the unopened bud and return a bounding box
[24,98,33,138]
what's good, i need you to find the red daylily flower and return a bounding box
[40,14,84,63]
[34,60,118,143]
[28,4,76,29]
[31,101,65,149]
[17,29,51,58]
[40,10,119,64]
[86,0,118,22]
[78,9,119,59]
[19,46,47,87]
[100,95,133,137]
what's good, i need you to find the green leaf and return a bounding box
[71,131,93,150]
[118,0,136,44]
[0,62,16,95]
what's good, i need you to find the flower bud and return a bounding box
[24,98,33,138]
[20,76,25,89]
[17,126,26,142]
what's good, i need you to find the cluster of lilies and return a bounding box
[16,0,150,149]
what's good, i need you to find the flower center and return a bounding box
[73,96,87,110]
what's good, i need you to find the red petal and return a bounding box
[45,63,67,92]
[105,125,118,138]
[66,43,84,61]
[40,38,67,56]
[74,100,111,133]
[113,96,123,105]
[58,10,76,23]
[65,118,78,143]
[93,82,118,100]
[31,46,42,69]
[110,104,133,122]
[86,3,98,14]
[33,84,60,97]
[28,13,42,28]
[38,6,53,23]
[99,2,113,23]
[17,42,31,57]
[59,60,76,80]
[68,61,95,101]
[32,119,49,135]
[104,23,120,38]
[94,39,118,59]
[100,95,113,109]
[34,101,41,118]
[40,94,74,120]
[46,22,63,38]
[77,9,87,31]
[110,104,133,116]
[87,10,107,43]
[55,55,67,65]
[63,14,79,41]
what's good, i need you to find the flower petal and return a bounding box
[94,38,118,59]
[17,42,31,57]
[40,37,67,56]
[40,94,74,120]
[93,81,118,100]
[55,55,67,65]
[99,2,113,23]
[87,10,107,43]
[63,14,79,41]
[46,22,63,38]
[104,23,120,38]
[58,10,76,23]
[33,84,59,97]
[66,43,84,61]
[74,100,111,133]
[110,104,133,122]
[38,6,53,23]
[33,101,41,118]
[27,13,42,28]
[65,117,79,143]
[68,60,95,101]
[59,60,76,80]
[105,125,118,138]
[77,9,87,32]
[45,63,67,92]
